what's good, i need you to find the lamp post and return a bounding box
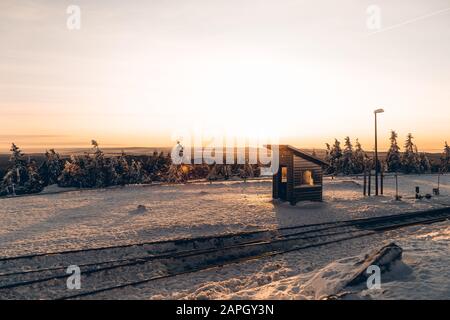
[374,108,384,196]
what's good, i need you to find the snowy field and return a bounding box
[0,174,449,299]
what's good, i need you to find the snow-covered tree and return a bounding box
[206,163,219,182]
[115,151,130,186]
[58,155,85,188]
[324,143,332,173]
[441,142,450,173]
[386,130,402,173]
[167,164,189,183]
[418,153,431,173]
[25,159,44,193]
[39,149,63,185]
[216,164,233,180]
[104,158,118,186]
[90,140,106,187]
[329,139,343,174]
[191,163,210,179]
[145,151,170,181]
[8,143,28,183]
[129,159,147,184]
[325,144,331,161]
[1,143,35,195]
[364,157,373,173]
[57,142,147,188]
[401,133,420,173]
[238,160,255,181]
[353,139,367,174]
[341,137,354,175]
[166,141,190,183]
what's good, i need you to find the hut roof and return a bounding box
[266,145,329,167]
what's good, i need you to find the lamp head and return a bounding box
[374,108,385,114]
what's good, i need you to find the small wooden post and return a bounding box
[380,165,384,195]
[368,170,371,196]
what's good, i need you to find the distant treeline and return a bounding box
[0,140,260,196]
[1,132,449,197]
[324,131,450,175]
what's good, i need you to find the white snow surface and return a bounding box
[346,221,450,300]
[0,174,449,299]
[1,174,448,257]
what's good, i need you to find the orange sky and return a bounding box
[1,0,449,153]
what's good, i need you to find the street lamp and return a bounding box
[374,108,384,196]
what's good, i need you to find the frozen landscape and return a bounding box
[1,0,450,305]
[0,174,449,299]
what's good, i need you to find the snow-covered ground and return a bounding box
[1,174,448,257]
[347,222,450,300]
[211,221,450,300]
[0,174,449,299]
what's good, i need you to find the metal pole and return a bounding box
[375,112,379,196]
[438,172,440,190]
[363,169,367,196]
[395,173,399,200]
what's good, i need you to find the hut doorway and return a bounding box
[278,166,288,200]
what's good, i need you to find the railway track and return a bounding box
[1,207,449,300]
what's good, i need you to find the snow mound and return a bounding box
[224,243,404,300]
[129,205,148,215]
[301,242,403,299]
[40,184,78,194]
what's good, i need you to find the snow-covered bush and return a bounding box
[1,143,44,195]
